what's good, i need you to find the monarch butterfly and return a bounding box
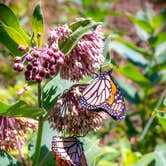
[52,136,88,166]
[80,69,126,121]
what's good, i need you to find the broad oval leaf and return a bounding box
[32,3,44,47]
[0,26,23,55]
[0,4,30,43]
[0,23,28,46]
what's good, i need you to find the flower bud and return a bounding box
[27,64,33,70]
[32,51,40,58]
[39,70,45,77]
[25,54,33,61]
[13,56,22,63]
[13,63,24,72]
[18,45,26,52]
[35,75,42,82]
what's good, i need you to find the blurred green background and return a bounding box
[0,0,166,165]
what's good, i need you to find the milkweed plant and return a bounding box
[0,3,117,166]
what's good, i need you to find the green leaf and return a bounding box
[110,41,148,67]
[117,64,150,85]
[42,75,73,111]
[69,18,91,31]
[0,100,43,118]
[151,9,166,31]
[32,3,44,47]
[120,137,139,166]
[149,32,166,46]
[133,153,154,166]
[59,21,101,55]
[82,0,95,7]
[156,111,166,130]
[154,144,166,166]
[0,22,28,46]
[80,136,102,166]
[0,4,30,43]
[0,26,23,55]
[0,150,21,166]
[115,78,140,104]
[127,13,153,34]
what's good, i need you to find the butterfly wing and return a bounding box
[52,136,87,166]
[101,78,126,121]
[80,73,126,121]
[80,74,112,110]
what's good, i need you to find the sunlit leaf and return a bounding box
[32,3,44,46]
[120,137,138,166]
[133,153,154,166]
[0,4,30,43]
[0,26,23,55]
[0,22,28,46]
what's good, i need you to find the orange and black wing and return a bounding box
[52,136,88,166]
[101,77,126,121]
[80,71,126,121]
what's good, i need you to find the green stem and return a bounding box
[32,83,44,166]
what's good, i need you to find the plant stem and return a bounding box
[32,83,44,166]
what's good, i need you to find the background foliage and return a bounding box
[0,0,166,166]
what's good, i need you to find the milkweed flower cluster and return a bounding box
[0,116,37,151]
[13,47,65,82]
[49,85,107,135]
[13,18,105,82]
[49,23,105,81]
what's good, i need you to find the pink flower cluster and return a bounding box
[13,47,65,82]
[13,19,105,82]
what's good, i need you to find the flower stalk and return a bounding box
[32,83,44,166]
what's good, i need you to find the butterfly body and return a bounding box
[80,70,126,121]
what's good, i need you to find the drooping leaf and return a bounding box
[0,4,30,43]
[42,75,73,111]
[110,41,148,67]
[32,3,44,47]
[0,22,28,46]
[0,100,43,118]
[59,21,101,55]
